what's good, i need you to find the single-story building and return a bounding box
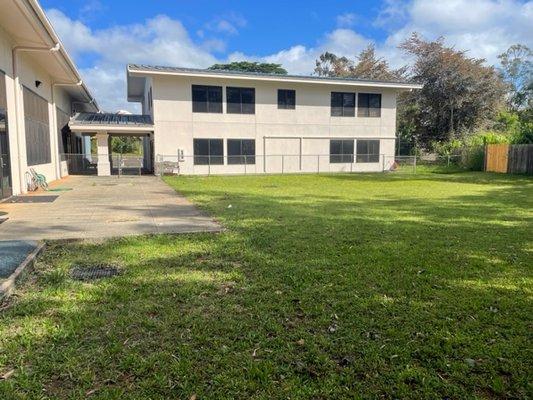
[0,0,98,199]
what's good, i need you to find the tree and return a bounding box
[498,44,532,111]
[398,34,507,148]
[208,61,287,74]
[314,45,407,81]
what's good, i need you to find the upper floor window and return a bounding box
[227,87,255,114]
[356,140,380,163]
[331,92,355,117]
[278,89,295,109]
[192,85,222,113]
[357,93,381,117]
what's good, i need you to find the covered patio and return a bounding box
[66,113,154,176]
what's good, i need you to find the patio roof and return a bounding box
[69,112,153,134]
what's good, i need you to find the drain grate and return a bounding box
[70,264,122,281]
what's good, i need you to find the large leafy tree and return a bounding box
[498,44,532,111]
[315,45,407,81]
[398,34,506,148]
[208,61,287,74]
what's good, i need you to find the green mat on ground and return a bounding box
[48,187,73,192]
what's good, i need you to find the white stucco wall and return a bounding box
[0,24,78,195]
[151,75,398,175]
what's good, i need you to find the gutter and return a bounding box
[21,0,99,111]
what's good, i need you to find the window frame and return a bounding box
[331,92,355,117]
[192,85,223,114]
[227,139,256,165]
[226,87,255,114]
[277,89,296,110]
[329,139,354,163]
[357,93,382,118]
[356,139,380,163]
[193,138,224,165]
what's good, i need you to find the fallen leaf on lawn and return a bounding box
[86,388,98,396]
[296,339,305,346]
[1,369,15,380]
[252,348,259,357]
[328,323,338,333]
[190,395,197,400]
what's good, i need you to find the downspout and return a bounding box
[51,80,82,178]
[11,43,60,193]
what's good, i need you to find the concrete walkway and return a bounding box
[0,176,221,240]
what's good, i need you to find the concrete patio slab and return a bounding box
[0,176,221,241]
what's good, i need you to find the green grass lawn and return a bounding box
[1,172,532,399]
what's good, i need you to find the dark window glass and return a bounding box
[193,139,223,165]
[357,93,381,117]
[330,140,354,163]
[227,87,255,114]
[192,85,222,113]
[227,139,255,164]
[278,89,296,109]
[23,87,50,166]
[331,92,355,117]
[356,140,380,163]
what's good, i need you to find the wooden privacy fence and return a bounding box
[485,144,533,174]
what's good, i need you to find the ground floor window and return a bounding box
[227,139,255,164]
[356,140,380,163]
[23,87,50,166]
[193,139,223,165]
[330,139,354,163]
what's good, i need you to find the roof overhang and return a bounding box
[68,112,153,134]
[0,0,98,112]
[127,64,423,102]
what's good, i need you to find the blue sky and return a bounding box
[41,0,532,112]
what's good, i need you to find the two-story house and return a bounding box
[124,65,421,175]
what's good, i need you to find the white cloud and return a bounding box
[48,10,218,112]
[336,13,358,27]
[379,0,533,65]
[205,12,247,36]
[230,29,372,75]
[47,1,532,112]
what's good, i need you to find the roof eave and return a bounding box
[26,0,99,111]
[127,65,423,90]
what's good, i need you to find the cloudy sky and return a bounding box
[41,0,532,113]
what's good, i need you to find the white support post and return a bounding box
[95,131,110,176]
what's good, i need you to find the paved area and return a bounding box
[0,240,39,278]
[0,176,221,241]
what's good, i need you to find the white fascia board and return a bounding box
[69,124,153,134]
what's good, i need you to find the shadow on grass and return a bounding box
[0,172,531,399]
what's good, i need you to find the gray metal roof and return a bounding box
[71,112,153,126]
[127,64,421,88]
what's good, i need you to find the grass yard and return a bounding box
[1,172,532,399]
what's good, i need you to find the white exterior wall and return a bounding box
[151,75,398,175]
[0,24,76,195]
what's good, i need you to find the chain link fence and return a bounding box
[156,154,396,176]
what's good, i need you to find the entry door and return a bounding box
[0,109,12,199]
[0,70,12,199]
